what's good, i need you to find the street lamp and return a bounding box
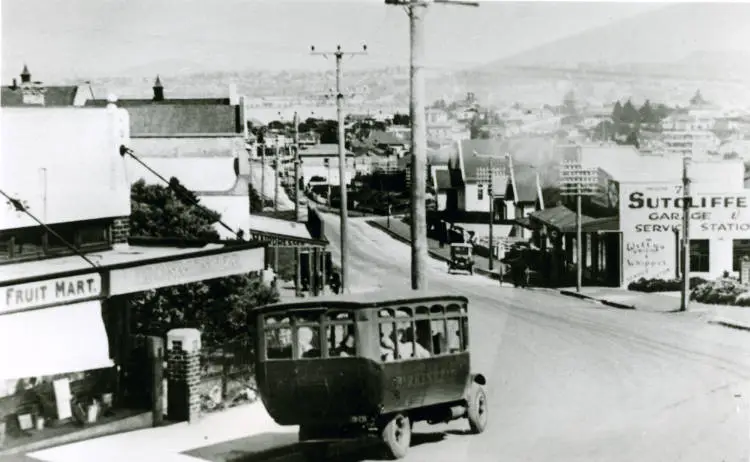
[560,160,599,293]
[474,151,509,273]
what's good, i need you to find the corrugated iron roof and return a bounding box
[299,144,352,156]
[528,205,597,232]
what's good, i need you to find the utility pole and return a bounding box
[294,112,303,297]
[260,142,266,212]
[474,150,508,273]
[560,160,598,293]
[680,155,692,311]
[274,137,281,213]
[311,44,368,294]
[386,0,478,291]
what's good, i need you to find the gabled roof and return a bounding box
[367,130,406,146]
[1,86,79,107]
[510,165,542,203]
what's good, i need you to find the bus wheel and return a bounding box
[381,413,411,459]
[467,384,489,434]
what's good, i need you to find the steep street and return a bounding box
[319,212,750,462]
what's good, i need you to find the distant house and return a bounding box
[365,130,409,157]
[444,139,545,225]
[1,65,87,107]
[298,143,355,186]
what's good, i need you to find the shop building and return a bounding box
[526,144,750,288]
[0,103,268,451]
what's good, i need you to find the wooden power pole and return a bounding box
[386,0,478,290]
[311,44,367,294]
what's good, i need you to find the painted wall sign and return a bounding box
[109,247,265,296]
[1,273,102,313]
[620,181,750,286]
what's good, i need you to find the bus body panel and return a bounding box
[257,358,383,426]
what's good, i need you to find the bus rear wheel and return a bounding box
[467,384,488,434]
[381,413,411,459]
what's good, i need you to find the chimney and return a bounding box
[229,83,239,106]
[20,64,31,84]
[153,75,164,101]
[11,78,17,90]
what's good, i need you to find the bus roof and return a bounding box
[253,289,468,314]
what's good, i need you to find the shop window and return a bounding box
[689,239,710,273]
[0,234,11,261]
[12,228,44,259]
[79,222,110,249]
[46,224,77,255]
[733,239,750,272]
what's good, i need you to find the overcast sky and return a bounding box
[2,0,665,82]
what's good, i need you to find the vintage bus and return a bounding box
[252,290,488,459]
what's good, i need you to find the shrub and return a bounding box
[690,278,750,306]
[627,276,708,293]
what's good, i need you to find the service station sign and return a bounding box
[620,182,750,286]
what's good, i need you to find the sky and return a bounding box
[1,0,665,83]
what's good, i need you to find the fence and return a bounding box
[198,335,257,413]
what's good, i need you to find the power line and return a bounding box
[310,44,368,295]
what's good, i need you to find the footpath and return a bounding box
[368,217,750,332]
[367,217,504,280]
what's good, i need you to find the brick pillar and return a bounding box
[166,329,202,423]
[112,217,130,246]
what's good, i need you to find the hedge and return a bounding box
[690,278,750,307]
[627,277,708,293]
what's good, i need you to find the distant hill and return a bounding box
[479,3,750,80]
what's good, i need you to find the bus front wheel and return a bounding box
[381,413,411,459]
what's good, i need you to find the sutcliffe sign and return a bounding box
[625,189,750,237]
[620,181,750,286]
[1,273,102,313]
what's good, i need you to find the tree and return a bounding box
[127,179,279,347]
[392,113,411,126]
[623,131,640,149]
[612,101,623,123]
[639,100,655,125]
[621,99,640,125]
[690,89,707,106]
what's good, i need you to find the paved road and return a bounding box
[317,212,750,462]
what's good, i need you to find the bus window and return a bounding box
[379,309,394,318]
[461,317,469,350]
[414,318,433,356]
[430,305,444,316]
[266,326,293,359]
[394,319,412,359]
[297,325,321,359]
[327,311,353,321]
[446,318,461,353]
[415,306,429,316]
[430,319,447,355]
[446,304,461,314]
[328,324,356,357]
[379,322,396,361]
[265,314,291,326]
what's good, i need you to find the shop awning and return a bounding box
[0,301,113,381]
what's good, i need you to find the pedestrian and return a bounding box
[330,271,341,294]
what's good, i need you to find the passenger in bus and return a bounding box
[298,327,318,358]
[337,333,356,357]
[380,330,396,361]
[397,328,431,359]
